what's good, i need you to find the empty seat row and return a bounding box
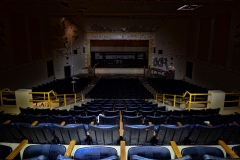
[1,122,240,146]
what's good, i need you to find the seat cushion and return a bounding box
[130,154,192,160]
[74,146,118,160]
[23,144,66,160]
[202,154,240,160]
[181,147,224,160]
[23,155,47,160]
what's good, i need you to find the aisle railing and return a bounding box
[0,88,16,107]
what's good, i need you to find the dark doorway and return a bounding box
[64,65,71,78]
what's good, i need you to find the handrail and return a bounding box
[29,90,84,107]
[29,90,58,108]
[225,90,240,108]
[0,88,16,107]
[155,91,211,110]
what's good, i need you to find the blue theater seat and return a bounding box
[167,115,190,125]
[181,146,224,160]
[99,115,120,125]
[202,154,240,160]
[23,144,66,160]
[220,123,240,144]
[88,124,119,145]
[0,122,23,143]
[145,115,167,125]
[232,145,240,157]
[74,146,119,160]
[52,115,75,124]
[29,114,52,123]
[53,124,87,144]
[123,125,154,145]
[0,144,21,160]
[155,124,191,145]
[122,115,143,125]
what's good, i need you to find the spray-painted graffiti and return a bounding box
[153,57,168,68]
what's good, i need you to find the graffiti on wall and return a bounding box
[153,57,168,69]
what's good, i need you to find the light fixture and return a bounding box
[177,5,202,11]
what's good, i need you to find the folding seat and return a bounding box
[99,115,120,125]
[0,145,21,160]
[122,115,143,125]
[52,109,69,116]
[145,115,167,125]
[74,146,119,160]
[114,106,126,111]
[102,106,113,112]
[232,145,240,157]
[54,124,87,145]
[155,124,191,145]
[74,105,86,111]
[189,109,206,115]
[19,107,36,115]
[22,144,66,160]
[86,110,102,116]
[2,114,30,123]
[139,110,155,118]
[0,123,23,143]
[123,124,155,145]
[188,124,225,145]
[155,106,167,111]
[88,124,119,145]
[219,123,240,144]
[87,106,101,110]
[127,146,172,160]
[155,110,172,116]
[211,114,235,125]
[69,109,86,116]
[52,115,75,124]
[122,110,137,116]
[139,106,153,111]
[127,106,139,111]
[104,110,119,116]
[34,108,52,115]
[189,114,213,125]
[172,110,189,116]
[181,146,224,160]
[75,115,97,131]
[19,123,54,144]
[167,115,190,125]
[29,114,52,123]
[205,108,220,115]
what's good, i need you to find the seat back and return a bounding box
[220,123,240,144]
[190,114,213,125]
[29,114,52,123]
[167,115,190,125]
[104,110,119,116]
[155,110,172,116]
[172,110,189,116]
[0,123,23,143]
[99,115,120,125]
[52,109,69,116]
[181,146,224,160]
[86,110,102,116]
[155,124,191,145]
[54,124,87,144]
[23,144,66,160]
[69,109,85,116]
[122,110,137,116]
[74,146,119,160]
[145,115,167,125]
[139,110,155,118]
[75,115,96,124]
[123,125,154,145]
[128,146,171,160]
[188,124,225,145]
[52,115,75,124]
[88,124,119,145]
[19,123,54,144]
[122,115,143,125]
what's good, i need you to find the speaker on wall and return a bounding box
[83,47,85,53]
[158,50,163,54]
[73,49,78,55]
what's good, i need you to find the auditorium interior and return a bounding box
[1,0,240,159]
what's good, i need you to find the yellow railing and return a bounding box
[225,90,240,108]
[29,90,85,108]
[0,88,16,107]
[29,90,58,108]
[155,91,211,110]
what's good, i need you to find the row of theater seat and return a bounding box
[1,121,240,145]
[2,111,239,127]
[1,140,240,159]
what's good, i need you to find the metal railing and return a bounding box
[155,91,211,110]
[29,90,85,108]
[225,90,240,108]
[0,88,16,107]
